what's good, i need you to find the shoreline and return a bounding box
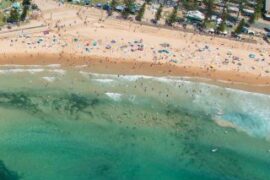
[0,0,269,95]
[1,52,270,94]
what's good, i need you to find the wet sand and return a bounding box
[0,52,270,94]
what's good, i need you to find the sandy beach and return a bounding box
[1,1,270,179]
[0,0,270,93]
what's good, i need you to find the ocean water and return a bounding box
[0,65,270,180]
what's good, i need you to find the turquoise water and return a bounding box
[0,66,270,180]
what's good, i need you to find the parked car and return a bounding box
[264,13,270,21]
[95,3,103,8]
[225,20,235,27]
[102,3,111,11]
[206,28,215,34]
[115,5,125,12]
[242,27,255,35]
[231,32,241,39]
[151,19,157,24]
[264,26,270,32]
[219,30,228,36]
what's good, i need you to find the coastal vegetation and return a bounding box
[235,18,246,33]
[154,4,163,23]
[166,5,178,26]
[135,2,145,21]
[0,0,35,26]
[62,0,269,40]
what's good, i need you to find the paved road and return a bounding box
[253,20,270,31]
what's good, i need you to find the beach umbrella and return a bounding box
[43,30,50,35]
[158,49,169,54]
[249,54,255,59]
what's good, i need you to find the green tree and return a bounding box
[183,0,198,10]
[237,0,246,20]
[234,18,245,34]
[166,5,178,26]
[20,5,29,21]
[218,0,229,32]
[110,0,118,10]
[107,0,118,16]
[122,0,135,19]
[22,0,31,6]
[135,3,146,21]
[203,0,214,22]
[249,0,263,23]
[249,14,255,23]
[155,4,163,22]
[8,8,20,23]
[145,0,152,5]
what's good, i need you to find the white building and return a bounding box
[266,0,270,12]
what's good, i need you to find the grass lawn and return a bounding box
[0,12,6,26]
[205,21,216,29]
[91,0,108,4]
[0,0,12,9]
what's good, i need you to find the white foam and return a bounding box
[0,64,61,68]
[105,92,122,101]
[48,69,66,75]
[0,68,44,74]
[0,65,41,68]
[93,79,114,83]
[75,65,88,68]
[80,71,270,96]
[42,76,56,82]
[120,75,153,81]
[46,64,61,68]
[82,72,118,78]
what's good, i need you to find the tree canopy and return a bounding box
[155,4,163,22]
[234,18,245,34]
[122,0,135,19]
[166,6,178,26]
[135,3,146,21]
[8,8,20,23]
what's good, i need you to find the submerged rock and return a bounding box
[0,161,20,180]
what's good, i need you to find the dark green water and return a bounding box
[0,66,270,180]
